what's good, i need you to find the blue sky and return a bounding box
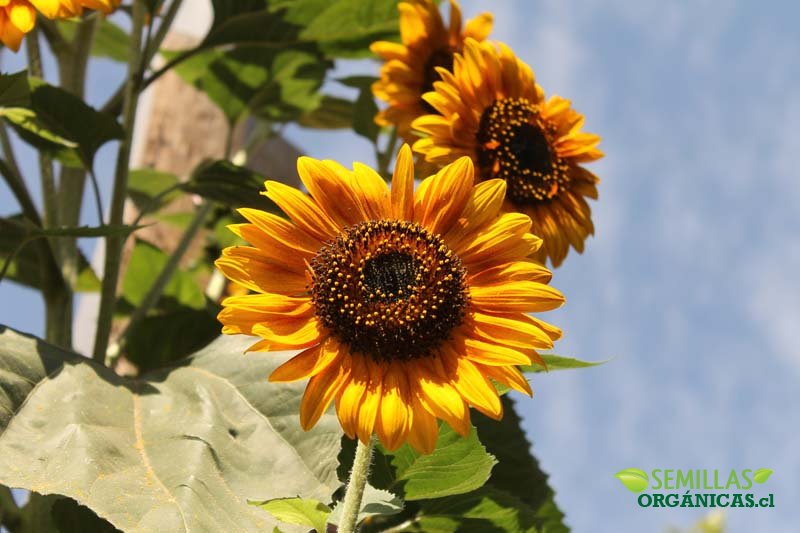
[2,1,799,531]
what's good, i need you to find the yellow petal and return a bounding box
[459,335,533,366]
[9,1,35,33]
[476,363,532,396]
[356,360,384,444]
[444,348,502,420]
[336,353,368,439]
[391,144,415,220]
[263,180,339,242]
[300,357,350,430]
[237,208,321,255]
[298,157,369,227]
[407,393,438,454]
[269,336,342,383]
[413,360,470,436]
[352,162,391,220]
[471,280,565,313]
[375,364,412,451]
[413,156,474,235]
[463,13,493,41]
[471,312,555,350]
[252,317,324,350]
[468,261,552,286]
[215,246,308,296]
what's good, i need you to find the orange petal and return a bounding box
[391,144,415,220]
[215,246,308,296]
[336,353,368,439]
[407,393,439,454]
[263,180,339,242]
[356,360,385,444]
[375,364,412,451]
[269,336,342,383]
[297,157,369,227]
[300,357,351,430]
[413,156,474,235]
[470,281,565,313]
[443,348,503,420]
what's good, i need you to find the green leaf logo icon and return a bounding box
[753,468,773,484]
[615,468,649,492]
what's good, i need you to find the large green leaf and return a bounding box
[397,486,542,533]
[275,0,401,58]
[183,160,268,208]
[0,328,343,532]
[121,239,206,311]
[0,70,30,108]
[298,95,354,129]
[2,79,123,170]
[167,46,329,126]
[472,397,568,532]
[127,168,182,212]
[388,424,496,501]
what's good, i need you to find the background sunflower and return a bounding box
[412,38,603,267]
[371,0,493,142]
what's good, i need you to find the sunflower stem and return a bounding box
[92,0,147,363]
[339,437,375,533]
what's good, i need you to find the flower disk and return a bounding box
[412,39,604,267]
[310,220,469,361]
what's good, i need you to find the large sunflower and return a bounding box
[216,145,565,454]
[371,0,493,142]
[0,0,120,51]
[412,38,604,267]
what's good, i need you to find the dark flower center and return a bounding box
[421,48,454,113]
[476,97,571,204]
[310,220,469,361]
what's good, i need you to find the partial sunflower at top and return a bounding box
[412,38,604,268]
[371,0,493,143]
[0,0,120,52]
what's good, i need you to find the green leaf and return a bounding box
[520,354,606,373]
[328,484,404,527]
[183,160,267,207]
[389,424,496,501]
[58,18,131,62]
[167,46,329,125]
[353,84,379,143]
[127,168,181,211]
[204,2,300,48]
[614,468,650,493]
[298,95,354,129]
[125,305,220,373]
[0,216,100,292]
[121,239,205,310]
[3,79,124,170]
[277,0,401,59]
[472,396,568,532]
[336,75,378,90]
[0,70,30,108]
[0,328,343,532]
[753,468,773,484]
[51,497,120,533]
[249,497,331,533]
[398,486,542,533]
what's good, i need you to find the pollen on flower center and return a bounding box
[476,97,571,204]
[310,220,469,361]
[421,48,454,112]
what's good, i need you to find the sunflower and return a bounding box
[371,0,493,142]
[216,145,565,454]
[412,38,604,267]
[0,0,120,52]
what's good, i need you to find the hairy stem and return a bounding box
[92,1,147,363]
[339,437,375,533]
